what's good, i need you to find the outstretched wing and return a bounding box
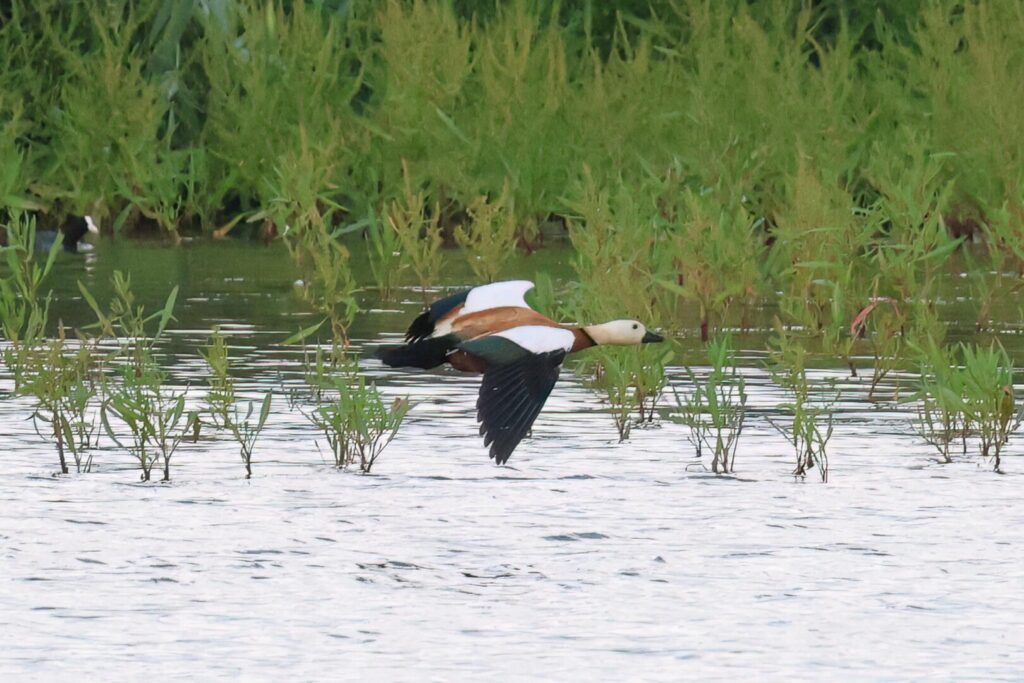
[405,289,471,342]
[404,280,536,343]
[458,326,574,464]
[461,280,535,315]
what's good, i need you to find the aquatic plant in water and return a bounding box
[284,218,359,346]
[202,328,272,479]
[959,343,1022,473]
[674,335,747,474]
[767,323,836,482]
[365,209,404,301]
[581,346,671,442]
[0,215,100,473]
[659,187,763,342]
[909,338,966,464]
[294,348,409,473]
[23,332,99,474]
[81,271,194,481]
[102,358,194,482]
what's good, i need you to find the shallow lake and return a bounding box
[1,241,1022,680]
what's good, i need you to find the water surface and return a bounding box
[1,241,1022,680]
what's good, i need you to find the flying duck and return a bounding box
[376,280,664,464]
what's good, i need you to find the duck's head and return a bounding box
[583,320,664,346]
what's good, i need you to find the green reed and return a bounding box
[674,335,747,474]
[365,208,404,301]
[959,342,1022,473]
[579,345,671,442]
[384,164,445,303]
[22,329,100,474]
[102,357,193,482]
[658,186,763,341]
[0,214,101,474]
[293,346,409,473]
[910,337,969,464]
[284,217,359,347]
[202,327,272,479]
[453,180,520,284]
[767,322,837,482]
[563,169,668,326]
[80,270,193,481]
[0,0,1018,259]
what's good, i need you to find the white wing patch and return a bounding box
[494,325,575,355]
[461,280,535,314]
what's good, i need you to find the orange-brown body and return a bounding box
[442,306,595,373]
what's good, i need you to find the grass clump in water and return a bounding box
[293,347,409,474]
[911,337,970,464]
[0,214,100,473]
[81,270,194,482]
[580,345,671,442]
[767,323,836,482]
[202,327,272,479]
[674,335,747,474]
[959,342,1022,473]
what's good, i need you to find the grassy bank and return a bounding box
[1,0,1019,239]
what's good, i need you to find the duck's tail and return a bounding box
[374,334,459,369]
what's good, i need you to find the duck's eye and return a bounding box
[632,323,639,330]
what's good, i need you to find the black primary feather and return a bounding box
[405,288,471,342]
[474,349,565,464]
[376,334,459,369]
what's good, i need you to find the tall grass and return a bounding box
[0,1,1013,248]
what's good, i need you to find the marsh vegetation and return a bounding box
[1,1,1023,480]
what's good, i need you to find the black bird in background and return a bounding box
[32,215,99,253]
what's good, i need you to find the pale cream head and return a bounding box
[583,320,662,346]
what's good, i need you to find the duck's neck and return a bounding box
[564,326,597,353]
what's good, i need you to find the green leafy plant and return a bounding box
[454,179,520,283]
[23,332,99,474]
[767,322,836,482]
[103,358,193,482]
[659,188,763,342]
[365,208,404,301]
[910,337,969,464]
[385,163,445,302]
[674,335,747,473]
[959,342,1022,473]
[80,270,191,481]
[202,327,272,479]
[294,348,409,473]
[581,346,670,441]
[284,218,359,347]
[0,214,101,474]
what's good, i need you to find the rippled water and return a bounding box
[2,243,1022,680]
